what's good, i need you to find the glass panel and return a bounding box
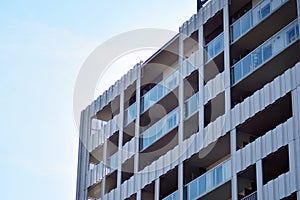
[252,47,262,69]
[260,3,271,19]
[233,62,242,84]
[232,21,241,42]
[262,42,272,61]
[241,12,252,34]
[242,54,252,77]
[206,33,224,62]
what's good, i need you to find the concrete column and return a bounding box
[102,140,108,197]
[177,25,185,200]
[198,12,205,151]
[256,160,263,200]
[230,129,238,200]
[155,178,160,200]
[223,1,232,132]
[133,64,142,195]
[136,190,142,200]
[178,163,184,200]
[117,91,125,197]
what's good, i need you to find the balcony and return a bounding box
[139,107,179,151]
[185,92,199,118]
[140,69,179,114]
[205,32,224,62]
[163,191,178,200]
[184,159,231,200]
[124,102,136,126]
[241,191,257,200]
[231,19,299,85]
[106,151,118,173]
[231,0,288,43]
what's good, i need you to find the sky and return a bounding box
[0,1,195,199]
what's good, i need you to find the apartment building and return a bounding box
[76,0,300,199]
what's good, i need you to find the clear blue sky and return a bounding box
[0,1,195,199]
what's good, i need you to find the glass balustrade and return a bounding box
[107,152,118,172]
[140,108,179,151]
[185,92,199,118]
[205,32,224,62]
[231,0,288,42]
[124,102,136,125]
[140,69,179,113]
[231,20,299,84]
[163,191,178,200]
[185,159,231,200]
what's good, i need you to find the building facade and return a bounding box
[76,0,300,199]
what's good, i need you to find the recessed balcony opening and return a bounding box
[88,181,102,200]
[90,148,102,164]
[139,88,178,130]
[236,93,292,150]
[141,181,155,200]
[124,81,137,109]
[281,192,297,200]
[184,30,199,59]
[141,35,179,90]
[125,194,136,200]
[123,128,134,146]
[231,17,300,108]
[121,156,134,184]
[124,82,137,128]
[204,92,225,127]
[262,145,289,184]
[230,0,296,62]
[95,95,120,121]
[184,70,199,100]
[204,10,223,45]
[183,137,231,200]
[203,10,224,83]
[183,109,199,140]
[138,127,178,171]
[192,181,232,200]
[237,164,257,200]
[160,166,178,199]
[105,170,117,194]
[183,134,230,184]
[229,0,252,19]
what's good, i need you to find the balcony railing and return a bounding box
[205,32,224,62]
[185,159,231,200]
[163,190,178,200]
[107,152,118,172]
[124,102,136,125]
[241,191,257,200]
[140,69,179,113]
[185,92,199,118]
[140,108,179,151]
[231,0,288,43]
[231,19,299,85]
